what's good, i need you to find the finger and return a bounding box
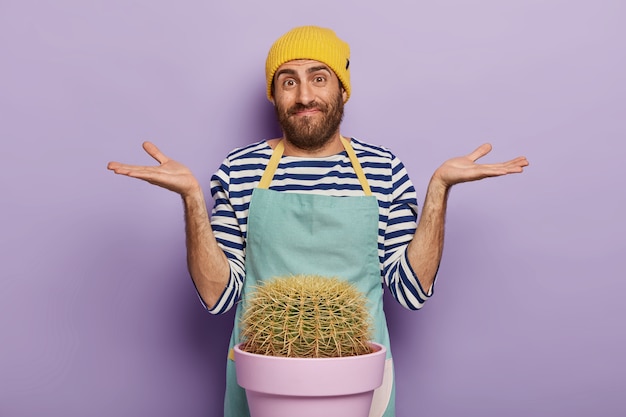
[467,143,492,162]
[116,167,170,184]
[107,161,134,172]
[500,156,529,171]
[109,163,165,179]
[107,161,121,170]
[515,156,530,167]
[108,162,159,173]
[481,158,528,175]
[143,141,169,165]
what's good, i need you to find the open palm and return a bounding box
[107,141,200,196]
[434,143,529,187]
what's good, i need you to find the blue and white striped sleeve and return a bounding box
[382,157,435,310]
[201,158,246,315]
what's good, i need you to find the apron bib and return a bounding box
[224,138,396,417]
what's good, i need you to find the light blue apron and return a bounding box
[224,138,396,417]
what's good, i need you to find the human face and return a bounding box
[272,60,347,152]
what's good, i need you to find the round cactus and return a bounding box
[239,275,373,358]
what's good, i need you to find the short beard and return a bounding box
[275,90,344,152]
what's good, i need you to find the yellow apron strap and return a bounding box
[258,140,285,189]
[341,137,372,196]
[228,348,235,361]
[258,138,371,195]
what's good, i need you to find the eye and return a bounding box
[313,76,326,84]
[281,78,297,88]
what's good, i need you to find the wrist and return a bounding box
[181,185,205,205]
[429,170,451,194]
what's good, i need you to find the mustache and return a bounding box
[287,102,327,116]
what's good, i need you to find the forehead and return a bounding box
[274,59,334,78]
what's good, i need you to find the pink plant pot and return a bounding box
[234,342,387,417]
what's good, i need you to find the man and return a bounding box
[108,26,528,417]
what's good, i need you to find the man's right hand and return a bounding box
[107,141,201,196]
[108,141,230,309]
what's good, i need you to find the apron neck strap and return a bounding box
[258,137,372,196]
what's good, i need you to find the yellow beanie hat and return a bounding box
[265,26,351,101]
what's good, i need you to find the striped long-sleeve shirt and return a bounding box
[205,137,433,314]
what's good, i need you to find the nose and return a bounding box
[296,82,315,105]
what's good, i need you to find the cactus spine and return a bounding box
[239,275,373,358]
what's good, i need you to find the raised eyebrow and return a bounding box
[274,68,297,80]
[307,65,332,75]
[274,66,331,81]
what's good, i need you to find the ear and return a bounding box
[342,88,348,103]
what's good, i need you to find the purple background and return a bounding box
[1,1,624,416]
